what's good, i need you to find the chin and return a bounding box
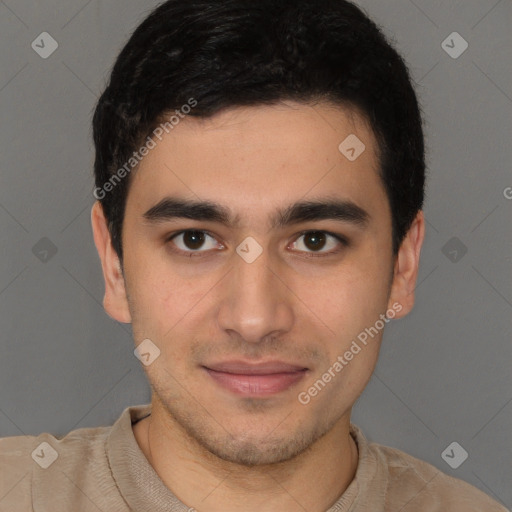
[193,424,324,467]
[206,439,304,467]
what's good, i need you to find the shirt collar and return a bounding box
[106,403,382,512]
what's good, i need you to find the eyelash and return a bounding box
[165,230,349,259]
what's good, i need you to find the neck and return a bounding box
[133,398,359,512]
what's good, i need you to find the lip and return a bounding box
[203,360,308,396]
[205,360,308,374]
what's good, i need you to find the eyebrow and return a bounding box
[142,196,370,230]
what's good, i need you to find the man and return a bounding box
[0,0,507,510]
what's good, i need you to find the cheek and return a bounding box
[127,264,222,362]
[294,257,391,342]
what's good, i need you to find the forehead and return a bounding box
[124,101,388,225]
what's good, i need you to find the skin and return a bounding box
[91,100,424,512]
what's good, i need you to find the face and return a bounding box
[92,100,424,467]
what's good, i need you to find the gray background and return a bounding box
[0,0,510,508]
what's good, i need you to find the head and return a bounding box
[91,0,425,466]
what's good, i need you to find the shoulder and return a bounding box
[0,423,112,469]
[370,441,508,511]
[0,434,35,510]
[0,424,112,511]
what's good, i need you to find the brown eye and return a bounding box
[290,231,347,256]
[182,231,206,250]
[303,232,327,251]
[169,230,221,253]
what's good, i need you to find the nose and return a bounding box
[216,244,295,344]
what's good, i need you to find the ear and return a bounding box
[91,201,132,323]
[387,210,425,318]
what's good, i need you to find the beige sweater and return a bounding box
[0,404,508,511]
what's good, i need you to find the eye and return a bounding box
[167,230,223,255]
[289,231,348,256]
[166,229,348,258]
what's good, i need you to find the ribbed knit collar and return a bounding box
[106,404,380,512]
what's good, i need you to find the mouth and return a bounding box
[202,360,309,396]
